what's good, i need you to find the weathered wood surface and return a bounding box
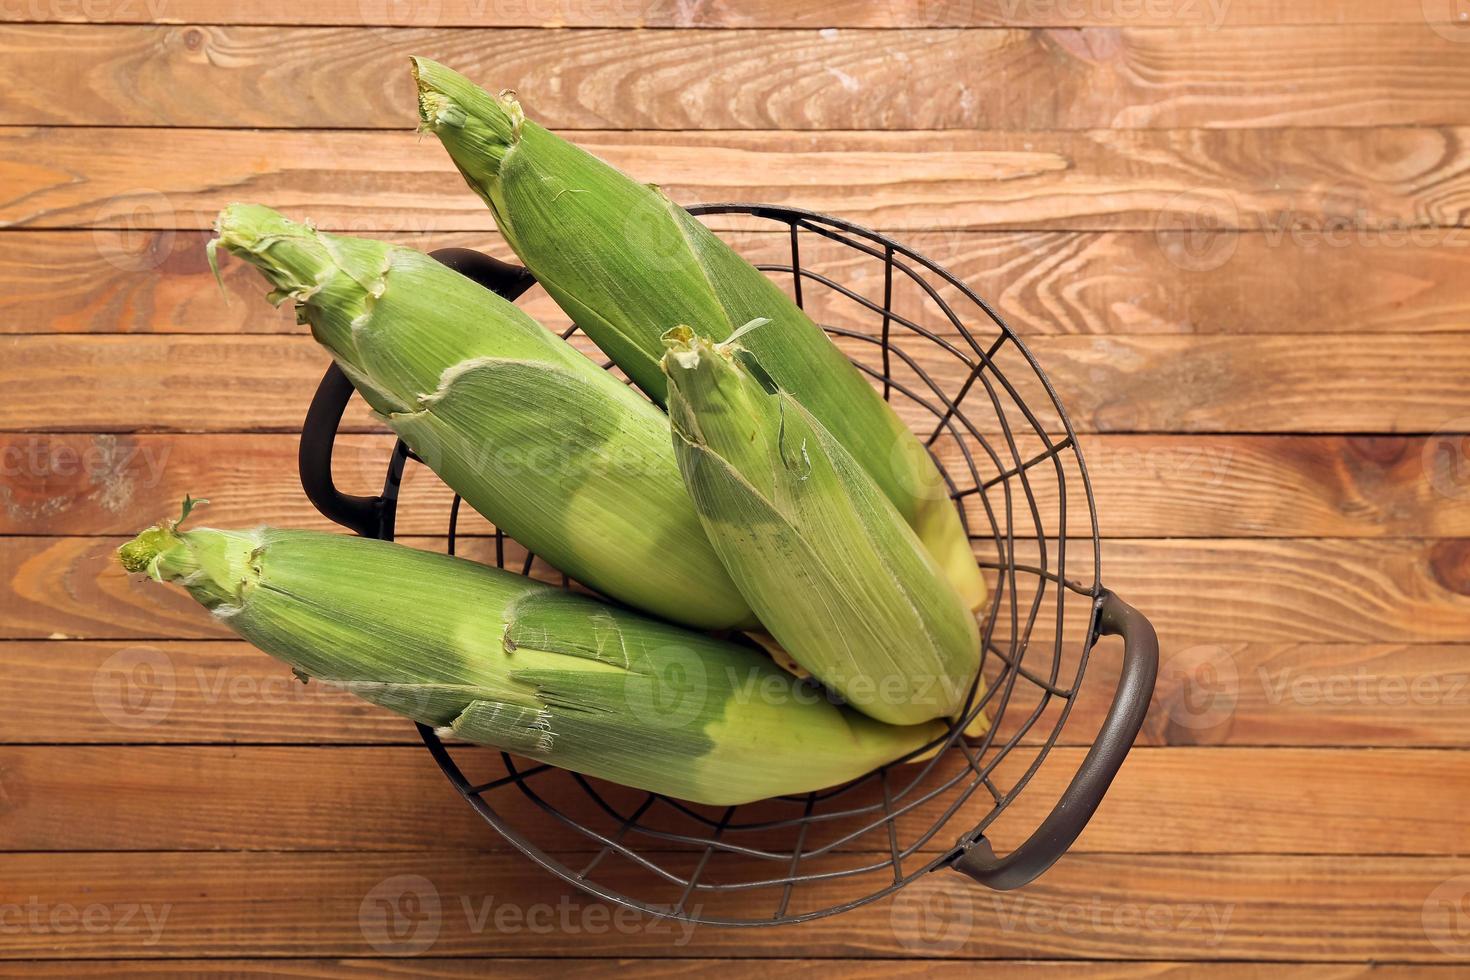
[6,25,1470,131]
[0,851,1464,960]
[8,534,1470,646]
[9,229,1470,337]
[1,963,1455,980]
[0,745,1463,856]
[6,126,1470,233]
[6,11,1468,970]
[0,0,1453,27]
[7,432,1467,539]
[6,333,1469,434]
[8,637,1469,748]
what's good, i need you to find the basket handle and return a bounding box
[298,248,536,536]
[949,589,1158,890]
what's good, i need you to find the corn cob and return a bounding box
[662,325,981,726]
[118,518,945,805]
[409,58,987,614]
[208,203,754,632]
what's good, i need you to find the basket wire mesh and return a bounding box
[298,204,1157,927]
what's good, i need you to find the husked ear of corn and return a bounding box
[661,324,981,726]
[118,519,946,806]
[208,203,754,632]
[410,58,987,615]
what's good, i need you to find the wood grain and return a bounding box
[0,0,1452,28]
[6,126,1470,233]
[5,432,1467,540]
[9,637,1469,749]
[5,14,1468,971]
[4,963,1457,980]
[5,333,1467,435]
[7,25,1470,131]
[9,534,1470,645]
[0,745,1463,857]
[9,228,1470,337]
[0,851,1462,959]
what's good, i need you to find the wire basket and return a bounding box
[297,204,1158,926]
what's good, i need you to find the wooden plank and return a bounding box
[0,640,409,744]
[0,963,1457,980]
[0,745,1463,856]
[5,126,1470,233]
[9,228,1470,337]
[6,432,1469,540]
[4,333,1467,434]
[9,534,1470,645]
[0,0,1448,28]
[0,851,1462,960]
[7,25,1470,131]
[5,637,1469,748]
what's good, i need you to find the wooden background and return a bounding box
[3,0,1470,974]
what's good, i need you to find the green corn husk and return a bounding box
[661,325,981,726]
[118,520,946,806]
[409,57,987,615]
[208,203,754,632]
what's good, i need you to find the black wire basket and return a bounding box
[297,204,1158,927]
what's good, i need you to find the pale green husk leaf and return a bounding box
[409,57,987,614]
[661,329,981,726]
[209,203,753,632]
[119,524,945,805]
